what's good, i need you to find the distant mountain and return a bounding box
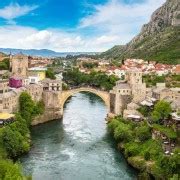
[101,0,180,64]
[0,48,97,58]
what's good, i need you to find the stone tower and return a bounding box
[11,53,29,77]
[109,81,132,115]
[127,70,146,103]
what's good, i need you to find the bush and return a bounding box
[153,124,177,140]
[108,119,121,132]
[136,125,151,142]
[114,123,133,142]
[46,68,56,79]
[157,152,179,176]
[0,58,10,70]
[19,92,44,125]
[144,151,151,161]
[124,142,140,157]
[0,160,24,179]
[138,172,151,180]
[33,101,45,115]
[138,106,150,117]
[151,100,172,123]
[63,68,119,91]
[2,126,30,158]
[19,92,36,125]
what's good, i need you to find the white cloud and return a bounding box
[80,0,166,44]
[0,26,85,51]
[0,3,38,23]
[0,0,166,52]
[0,25,119,52]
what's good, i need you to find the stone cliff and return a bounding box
[101,0,180,64]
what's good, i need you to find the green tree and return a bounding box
[19,92,36,125]
[114,123,132,142]
[0,160,24,180]
[2,126,29,158]
[0,58,10,70]
[63,68,118,91]
[10,113,29,137]
[136,125,151,142]
[138,106,150,117]
[151,100,172,123]
[33,101,45,115]
[46,68,56,79]
[144,151,151,161]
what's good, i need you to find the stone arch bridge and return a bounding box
[60,87,110,113]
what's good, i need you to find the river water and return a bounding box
[21,92,137,180]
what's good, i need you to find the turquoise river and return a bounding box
[21,92,137,180]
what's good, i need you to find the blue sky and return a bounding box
[0,0,166,52]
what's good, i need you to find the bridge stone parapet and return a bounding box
[60,87,110,114]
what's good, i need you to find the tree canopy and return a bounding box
[63,68,119,91]
[46,68,56,79]
[151,100,172,123]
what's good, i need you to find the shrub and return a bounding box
[114,124,133,142]
[138,106,150,117]
[151,100,172,124]
[0,160,23,179]
[136,125,151,142]
[144,151,151,161]
[46,68,56,79]
[108,119,121,132]
[2,126,30,158]
[124,142,140,157]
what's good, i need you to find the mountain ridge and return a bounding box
[0,48,97,58]
[101,0,180,64]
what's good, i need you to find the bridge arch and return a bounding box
[60,87,110,112]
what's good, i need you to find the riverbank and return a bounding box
[20,92,137,180]
[0,92,45,179]
[107,116,179,180]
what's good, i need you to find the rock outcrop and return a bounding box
[102,0,180,64]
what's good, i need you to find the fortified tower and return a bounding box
[109,70,147,116]
[11,53,29,77]
[126,70,146,103]
[109,80,132,115]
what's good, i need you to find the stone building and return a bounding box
[109,70,148,116]
[11,54,29,77]
[126,70,146,103]
[0,87,26,113]
[0,79,9,94]
[0,83,43,114]
[153,87,180,102]
[28,67,47,81]
[26,84,43,102]
[32,79,62,125]
[42,79,62,91]
[110,81,132,115]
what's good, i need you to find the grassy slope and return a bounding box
[102,27,180,64]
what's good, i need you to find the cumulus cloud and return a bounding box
[0,25,119,52]
[0,0,166,52]
[80,0,166,44]
[0,26,84,51]
[0,3,38,24]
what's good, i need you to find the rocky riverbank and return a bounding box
[107,116,179,180]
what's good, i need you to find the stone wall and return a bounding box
[32,90,62,125]
[32,108,62,126]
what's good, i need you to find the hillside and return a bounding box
[0,48,96,58]
[101,0,180,64]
